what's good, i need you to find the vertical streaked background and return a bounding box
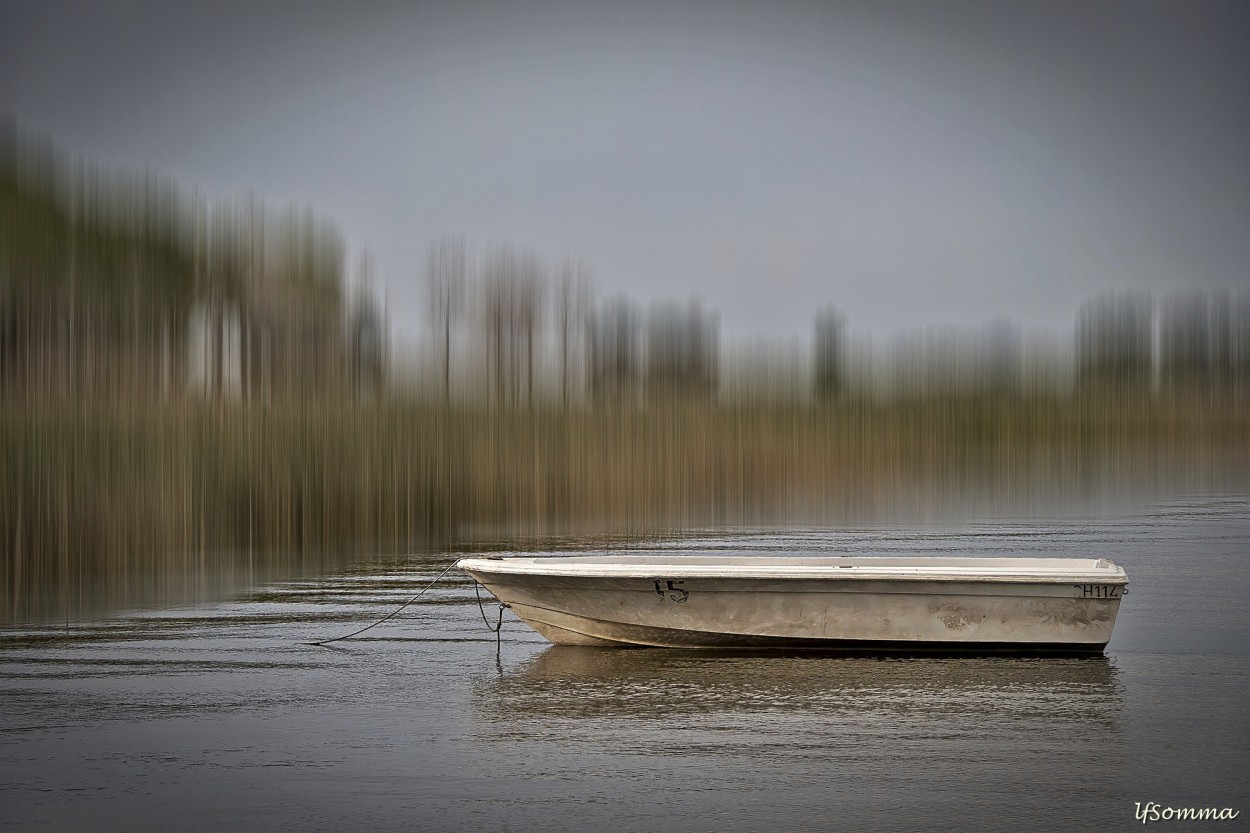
[2,6,1250,832]
[2,0,1249,619]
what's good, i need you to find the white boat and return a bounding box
[457,554,1129,653]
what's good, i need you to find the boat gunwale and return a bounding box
[457,556,1129,584]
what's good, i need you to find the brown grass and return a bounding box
[3,395,1248,621]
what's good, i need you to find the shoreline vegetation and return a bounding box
[4,120,1249,622]
[4,397,1248,622]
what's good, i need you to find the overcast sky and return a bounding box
[3,0,1248,342]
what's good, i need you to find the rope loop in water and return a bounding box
[474,579,509,633]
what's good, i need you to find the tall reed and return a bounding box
[4,395,1247,621]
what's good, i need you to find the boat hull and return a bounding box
[459,557,1127,653]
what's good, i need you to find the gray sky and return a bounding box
[3,0,1248,342]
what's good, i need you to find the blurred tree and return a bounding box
[645,298,718,402]
[516,251,544,409]
[203,198,251,401]
[426,235,466,404]
[588,296,641,405]
[1210,288,1232,395]
[1160,289,1214,399]
[349,253,386,399]
[480,243,545,408]
[813,307,845,404]
[1075,290,1154,397]
[554,257,593,409]
[1,121,360,405]
[1233,290,1250,401]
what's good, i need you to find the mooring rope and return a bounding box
[307,559,463,646]
[475,578,510,645]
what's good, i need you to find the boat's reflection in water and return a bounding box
[481,645,1123,721]
[471,647,1126,823]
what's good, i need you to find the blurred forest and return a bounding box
[3,121,1248,621]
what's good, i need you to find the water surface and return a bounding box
[2,496,1248,832]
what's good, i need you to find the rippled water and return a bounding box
[2,496,1248,832]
